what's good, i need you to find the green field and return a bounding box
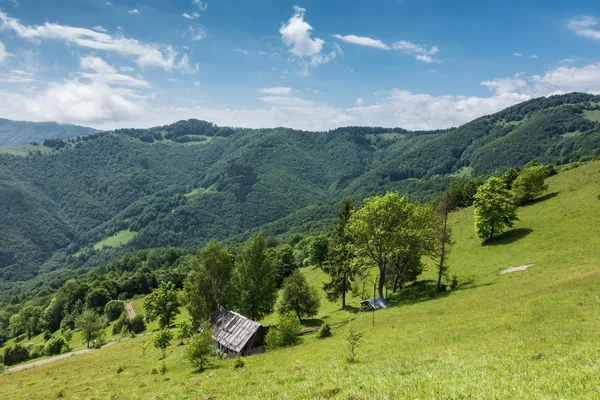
[0,145,52,157]
[584,109,600,122]
[93,230,138,250]
[2,161,600,399]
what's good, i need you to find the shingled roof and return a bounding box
[360,297,387,311]
[211,309,262,354]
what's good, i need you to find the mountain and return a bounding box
[1,92,599,297]
[0,119,96,146]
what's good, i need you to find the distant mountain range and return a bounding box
[0,92,599,298]
[0,119,96,146]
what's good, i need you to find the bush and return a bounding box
[265,313,301,349]
[233,354,245,369]
[151,367,158,375]
[345,325,363,363]
[104,300,125,322]
[130,315,146,334]
[45,336,70,356]
[29,345,44,359]
[112,313,132,335]
[117,366,124,374]
[43,330,53,341]
[3,344,30,366]
[183,321,213,371]
[317,323,332,339]
[0,363,5,374]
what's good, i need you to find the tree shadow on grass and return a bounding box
[301,318,325,327]
[386,280,451,307]
[483,228,533,247]
[521,192,559,207]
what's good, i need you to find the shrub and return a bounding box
[0,363,5,374]
[345,325,363,363]
[43,330,53,341]
[317,323,332,339]
[153,329,173,359]
[104,300,125,322]
[233,354,245,369]
[3,344,30,366]
[117,366,124,374]
[175,320,192,344]
[151,367,158,375]
[29,345,44,359]
[45,336,70,356]
[112,313,132,335]
[265,313,301,349]
[184,321,213,371]
[130,315,146,334]
[61,327,73,343]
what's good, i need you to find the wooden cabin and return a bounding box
[360,297,387,311]
[210,308,266,357]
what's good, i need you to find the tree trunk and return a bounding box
[296,310,302,323]
[341,275,346,309]
[392,272,400,293]
[437,208,448,291]
[490,221,495,240]
[378,265,385,299]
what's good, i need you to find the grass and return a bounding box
[93,229,138,250]
[584,109,600,122]
[0,145,52,157]
[2,161,600,399]
[562,130,583,138]
[451,166,474,179]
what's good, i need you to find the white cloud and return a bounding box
[0,70,34,83]
[19,56,151,125]
[559,58,577,64]
[93,25,107,32]
[259,87,293,95]
[332,34,390,50]
[234,48,249,55]
[392,40,440,63]
[514,52,523,57]
[356,97,364,106]
[280,6,339,75]
[529,54,538,59]
[0,12,193,72]
[194,81,201,88]
[258,95,314,107]
[0,41,9,63]
[192,0,208,12]
[182,12,200,19]
[105,2,112,6]
[120,66,135,72]
[128,9,140,14]
[4,59,600,132]
[567,16,600,40]
[189,24,207,41]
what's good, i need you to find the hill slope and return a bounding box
[1,93,600,295]
[1,161,599,399]
[0,119,96,146]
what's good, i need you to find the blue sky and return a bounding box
[1,0,600,130]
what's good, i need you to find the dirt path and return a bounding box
[6,342,115,374]
[125,300,136,319]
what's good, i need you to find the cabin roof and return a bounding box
[360,297,387,310]
[211,309,262,353]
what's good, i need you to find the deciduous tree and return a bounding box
[144,281,180,329]
[474,177,518,241]
[277,270,320,322]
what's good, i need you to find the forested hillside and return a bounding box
[0,119,95,147]
[1,93,599,297]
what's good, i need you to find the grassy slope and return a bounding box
[93,229,138,250]
[2,161,600,399]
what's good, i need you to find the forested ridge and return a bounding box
[1,92,600,297]
[0,119,95,147]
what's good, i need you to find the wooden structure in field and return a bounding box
[210,308,266,357]
[360,297,387,311]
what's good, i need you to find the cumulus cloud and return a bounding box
[567,16,600,40]
[332,34,390,50]
[280,6,340,75]
[356,97,364,106]
[234,48,249,55]
[20,56,151,125]
[4,59,600,132]
[92,25,107,32]
[514,52,523,57]
[0,11,194,72]
[392,40,440,63]
[128,9,140,14]
[259,87,293,95]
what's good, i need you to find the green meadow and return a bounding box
[2,161,600,399]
